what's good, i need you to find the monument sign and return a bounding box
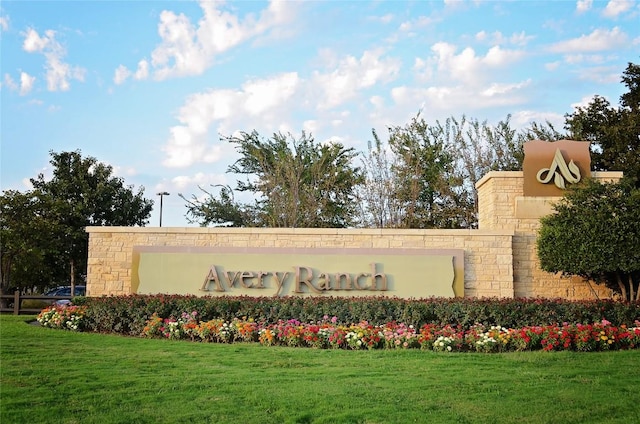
[522,140,591,196]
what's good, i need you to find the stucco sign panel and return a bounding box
[131,246,464,299]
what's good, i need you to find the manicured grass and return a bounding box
[2,315,640,424]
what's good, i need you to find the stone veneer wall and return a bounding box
[86,170,623,300]
[476,170,623,299]
[86,228,514,298]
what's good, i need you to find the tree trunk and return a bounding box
[70,258,76,296]
[628,273,635,303]
[616,273,628,301]
[632,274,640,302]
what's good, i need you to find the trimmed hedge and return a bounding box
[73,295,640,336]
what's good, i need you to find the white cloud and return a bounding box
[475,30,488,42]
[115,60,151,84]
[22,28,85,91]
[303,120,319,135]
[425,42,524,85]
[390,80,529,116]
[1,72,34,95]
[368,13,394,24]
[564,54,607,64]
[398,15,439,34]
[369,95,385,109]
[603,0,634,17]
[0,14,9,31]
[23,28,50,52]
[162,72,300,168]
[413,57,433,81]
[171,172,226,190]
[125,0,295,82]
[19,72,35,95]
[481,79,532,97]
[243,72,299,115]
[113,65,131,85]
[576,0,593,14]
[548,27,628,53]
[311,49,401,110]
[570,94,598,110]
[475,30,534,46]
[373,40,532,125]
[110,164,138,178]
[545,61,561,71]
[444,0,465,9]
[575,66,622,83]
[134,60,150,80]
[509,31,536,46]
[511,110,565,130]
[161,47,401,168]
[21,178,34,189]
[3,73,18,91]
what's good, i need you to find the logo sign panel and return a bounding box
[523,140,591,196]
[132,247,464,298]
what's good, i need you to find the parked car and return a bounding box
[41,286,86,306]
[44,286,86,297]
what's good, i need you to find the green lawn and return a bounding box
[2,315,639,424]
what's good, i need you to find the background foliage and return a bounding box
[183,62,638,229]
[537,178,640,301]
[74,294,640,337]
[0,150,153,294]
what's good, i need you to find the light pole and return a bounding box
[157,191,170,227]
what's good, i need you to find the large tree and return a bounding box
[3,150,154,292]
[565,62,640,185]
[537,178,640,301]
[386,113,471,229]
[358,113,525,229]
[0,190,65,294]
[356,130,404,228]
[184,131,363,228]
[182,184,255,227]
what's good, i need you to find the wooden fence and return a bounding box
[0,291,74,315]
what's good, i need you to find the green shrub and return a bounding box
[73,295,640,335]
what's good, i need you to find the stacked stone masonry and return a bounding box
[86,228,514,298]
[86,170,622,300]
[476,170,622,299]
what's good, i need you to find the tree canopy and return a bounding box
[0,190,64,293]
[357,113,525,229]
[565,62,640,185]
[537,178,640,301]
[1,150,153,293]
[183,131,363,228]
[185,63,637,230]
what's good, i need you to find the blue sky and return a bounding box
[1,0,638,227]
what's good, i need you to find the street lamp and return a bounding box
[157,191,170,227]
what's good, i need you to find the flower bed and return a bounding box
[72,294,640,337]
[38,296,640,352]
[37,305,87,331]
[135,314,640,352]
